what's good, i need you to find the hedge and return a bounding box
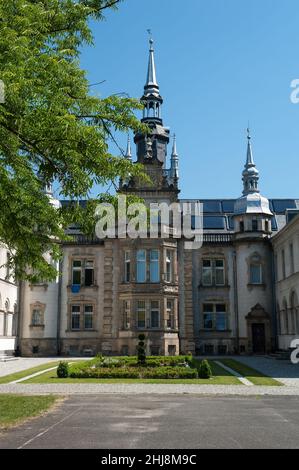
[69,366,198,379]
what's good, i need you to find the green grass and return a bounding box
[0,361,61,384]
[0,395,59,429]
[24,359,240,385]
[220,359,283,386]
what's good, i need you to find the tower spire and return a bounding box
[170,134,179,181]
[141,35,163,124]
[242,128,259,195]
[125,134,132,160]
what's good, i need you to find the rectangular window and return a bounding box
[84,260,94,286]
[202,260,212,286]
[6,252,11,280]
[203,303,227,330]
[290,244,295,275]
[32,309,42,326]
[150,250,160,282]
[125,251,131,283]
[215,259,225,286]
[166,250,173,283]
[282,250,286,279]
[137,300,146,328]
[84,305,93,329]
[71,305,80,330]
[216,304,227,331]
[136,250,146,283]
[203,303,213,329]
[252,219,258,231]
[166,299,174,329]
[250,264,262,284]
[150,301,160,328]
[72,260,81,285]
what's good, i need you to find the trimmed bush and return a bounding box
[57,361,69,378]
[137,334,146,365]
[198,360,212,379]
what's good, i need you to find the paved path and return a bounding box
[235,356,299,388]
[0,357,82,378]
[1,394,299,449]
[0,382,299,396]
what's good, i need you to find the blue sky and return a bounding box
[80,0,299,199]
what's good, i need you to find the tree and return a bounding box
[0,0,146,282]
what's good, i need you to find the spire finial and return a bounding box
[145,31,158,89]
[172,133,178,156]
[242,127,259,195]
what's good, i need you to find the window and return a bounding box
[265,220,270,233]
[150,250,160,282]
[136,250,146,283]
[202,260,212,286]
[215,260,225,286]
[203,304,213,329]
[84,305,93,329]
[252,219,258,231]
[203,303,227,331]
[124,251,131,282]
[216,304,227,331]
[123,300,130,329]
[202,259,225,286]
[165,250,173,283]
[290,244,295,275]
[150,301,160,328]
[72,260,81,285]
[84,261,94,286]
[250,263,262,284]
[240,220,244,232]
[6,252,11,280]
[32,309,42,326]
[71,305,80,330]
[137,300,146,328]
[282,250,286,279]
[166,299,174,329]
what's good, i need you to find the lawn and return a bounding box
[23,359,241,385]
[220,359,283,386]
[0,361,61,384]
[0,395,59,429]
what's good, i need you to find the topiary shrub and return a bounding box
[137,333,146,365]
[57,361,69,378]
[198,359,212,379]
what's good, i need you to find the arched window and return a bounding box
[5,299,10,313]
[282,299,288,335]
[290,291,299,334]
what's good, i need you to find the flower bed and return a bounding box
[57,355,211,380]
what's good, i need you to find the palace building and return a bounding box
[2,40,298,358]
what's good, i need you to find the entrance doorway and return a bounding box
[252,323,266,354]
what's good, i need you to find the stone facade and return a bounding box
[272,214,299,351]
[12,40,299,357]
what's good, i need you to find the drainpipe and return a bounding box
[56,257,63,356]
[233,250,240,354]
[16,280,23,356]
[270,244,278,352]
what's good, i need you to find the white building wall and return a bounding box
[0,246,18,354]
